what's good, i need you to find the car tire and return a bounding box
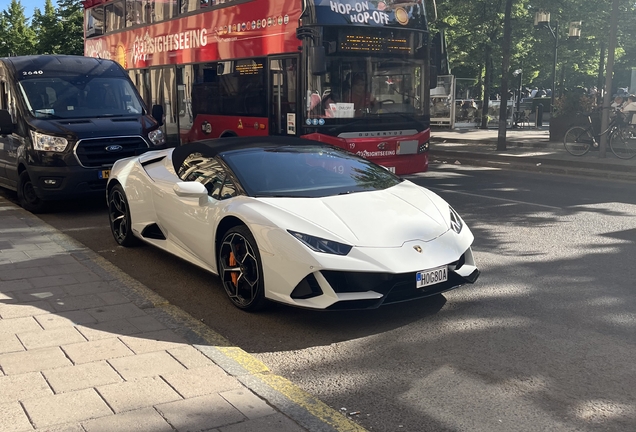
[108,184,139,247]
[17,170,48,213]
[218,225,268,311]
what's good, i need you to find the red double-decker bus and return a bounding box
[83,0,439,174]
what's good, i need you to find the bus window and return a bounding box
[104,1,124,33]
[85,6,103,37]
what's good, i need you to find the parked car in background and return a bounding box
[0,55,167,212]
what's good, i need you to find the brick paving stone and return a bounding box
[13,255,76,269]
[0,279,33,292]
[0,402,33,432]
[35,311,96,330]
[119,330,188,354]
[108,351,186,380]
[0,291,17,303]
[34,423,84,432]
[218,413,306,432]
[0,371,52,404]
[0,267,46,281]
[0,301,54,319]
[73,272,102,284]
[50,294,106,313]
[0,317,42,337]
[0,347,72,375]
[0,334,25,354]
[220,389,275,419]
[97,376,182,413]
[127,315,166,332]
[76,320,141,341]
[29,275,79,289]
[62,338,134,365]
[23,250,65,260]
[86,303,146,322]
[23,388,112,429]
[167,346,214,369]
[81,407,174,432]
[63,282,114,296]
[40,263,91,276]
[42,360,122,394]
[0,251,30,263]
[156,393,245,431]
[162,366,241,399]
[13,286,67,303]
[18,327,86,350]
[96,291,130,306]
[1,243,42,252]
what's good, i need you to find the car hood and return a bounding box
[257,181,450,247]
[29,116,155,139]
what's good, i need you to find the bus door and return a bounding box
[268,56,299,136]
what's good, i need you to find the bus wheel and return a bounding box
[18,171,48,213]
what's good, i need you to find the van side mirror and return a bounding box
[0,109,15,135]
[152,104,164,126]
[309,46,326,75]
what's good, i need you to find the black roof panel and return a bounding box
[1,55,125,79]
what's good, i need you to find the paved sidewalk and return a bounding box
[428,126,636,182]
[0,198,365,432]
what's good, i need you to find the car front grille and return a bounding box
[75,136,149,167]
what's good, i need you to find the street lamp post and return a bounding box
[513,67,523,112]
[534,11,581,114]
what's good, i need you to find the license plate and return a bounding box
[386,166,396,173]
[416,265,448,288]
[98,170,110,179]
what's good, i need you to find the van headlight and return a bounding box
[31,131,68,152]
[148,129,165,146]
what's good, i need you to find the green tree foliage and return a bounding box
[0,0,37,56]
[0,0,83,56]
[434,0,635,96]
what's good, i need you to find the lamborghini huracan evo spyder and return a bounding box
[106,136,479,311]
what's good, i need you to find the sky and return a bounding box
[1,0,45,20]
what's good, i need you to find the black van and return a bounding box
[0,55,166,212]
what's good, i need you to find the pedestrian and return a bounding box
[621,95,636,124]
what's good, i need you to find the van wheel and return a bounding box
[18,171,48,213]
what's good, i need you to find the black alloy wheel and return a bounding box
[218,225,267,311]
[17,170,48,213]
[108,184,139,247]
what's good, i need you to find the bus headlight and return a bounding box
[31,131,68,152]
[148,129,165,147]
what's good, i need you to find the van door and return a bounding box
[268,56,299,136]
[0,79,12,181]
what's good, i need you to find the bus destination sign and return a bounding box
[339,34,412,54]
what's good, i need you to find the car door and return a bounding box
[152,155,231,269]
[0,78,11,181]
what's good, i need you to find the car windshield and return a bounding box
[18,76,144,119]
[222,146,403,198]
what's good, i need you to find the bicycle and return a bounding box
[563,109,636,159]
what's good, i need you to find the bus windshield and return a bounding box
[18,76,144,119]
[307,56,424,121]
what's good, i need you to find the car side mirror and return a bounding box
[173,181,208,206]
[152,104,164,126]
[0,109,15,135]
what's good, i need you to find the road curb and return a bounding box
[4,198,367,432]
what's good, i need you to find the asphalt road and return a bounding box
[3,163,636,432]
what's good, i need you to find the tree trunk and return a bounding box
[481,45,492,129]
[497,0,513,150]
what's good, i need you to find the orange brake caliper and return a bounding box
[229,252,238,286]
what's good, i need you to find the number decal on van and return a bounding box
[22,70,44,76]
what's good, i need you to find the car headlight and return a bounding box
[148,129,165,146]
[449,206,463,234]
[288,230,352,255]
[30,131,68,152]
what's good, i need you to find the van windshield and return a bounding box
[18,76,144,119]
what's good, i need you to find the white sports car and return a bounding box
[107,137,479,311]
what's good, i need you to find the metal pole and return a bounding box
[599,0,619,158]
